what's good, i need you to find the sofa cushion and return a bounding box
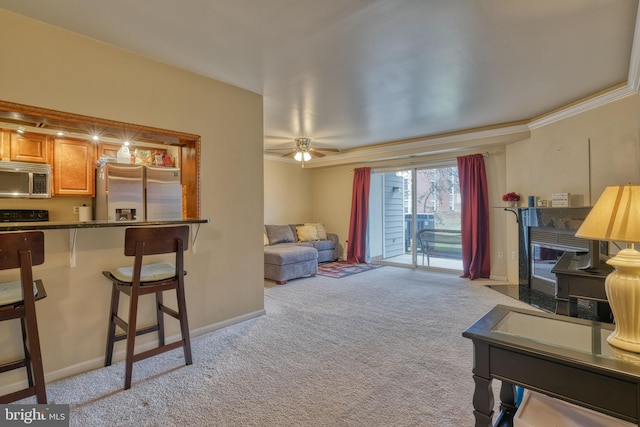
[264,245,318,265]
[296,225,319,242]
[306,223,327,240]
[265,224,296,245]
[311,239,335,251]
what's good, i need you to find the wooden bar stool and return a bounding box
[102,225,192,390]
[0,231,47,404]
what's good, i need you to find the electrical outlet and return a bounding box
[498,251,503,259]
[73,206,80,214]
[511,251,516,260]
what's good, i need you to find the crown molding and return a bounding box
[628,3,640,92]
[528,84,637,130]
[300,124,530,168]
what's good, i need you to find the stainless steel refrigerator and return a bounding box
[95,163,145,221]
[95,163,182,221]
[145,166,182,220]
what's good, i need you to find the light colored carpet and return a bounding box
[36,266,532,426]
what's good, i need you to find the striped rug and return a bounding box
[317,261,382,279]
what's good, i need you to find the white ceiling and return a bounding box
[0,0,638,166]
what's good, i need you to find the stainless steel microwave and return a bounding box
[0,161,51,198]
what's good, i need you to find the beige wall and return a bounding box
[310,165,354,255]
[507,94,640,206]
[0,10,265,384]
[264,159,313,224]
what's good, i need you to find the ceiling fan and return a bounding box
[265,137,339,165]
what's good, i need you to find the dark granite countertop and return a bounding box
[0,218,209,231]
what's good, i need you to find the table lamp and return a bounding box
[575,184,640,352]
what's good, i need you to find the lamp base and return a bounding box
[605,248,640,353]
[607,335,640,353]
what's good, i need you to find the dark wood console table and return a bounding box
[551,251,613,321]
[463,304,640,427]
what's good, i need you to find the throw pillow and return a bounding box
[296,225,319,242]
[306,223,327,240]
[264,232,269,246]
[265,224,296,245]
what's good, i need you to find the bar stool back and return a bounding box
[0,231,47,404]
[102,225,192,389]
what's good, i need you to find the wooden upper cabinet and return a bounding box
[97,142,168,165]
[53,137,95,196]
[97,142,121,161]
[10,131,51,163]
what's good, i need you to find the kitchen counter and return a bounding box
[0,218,209,231]
[0,218,210,267]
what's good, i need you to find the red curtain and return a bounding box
[457,154,490,279]
[347,167,371,264]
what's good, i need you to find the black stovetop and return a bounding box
[0,209,49,222]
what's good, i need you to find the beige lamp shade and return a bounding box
[575,184,640,243]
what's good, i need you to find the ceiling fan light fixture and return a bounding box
[294,137,311,150]
[294,151,303,161]
[303,151,311,161]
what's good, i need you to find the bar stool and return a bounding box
[0,231,47,404]
[102,225,192,390]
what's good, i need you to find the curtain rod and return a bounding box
[350,151,491,171]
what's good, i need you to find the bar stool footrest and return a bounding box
[159,304,179,319]
[0,386,38,404]
[113,324,161,343]
[132,340,187,363]
[0,359,27,374]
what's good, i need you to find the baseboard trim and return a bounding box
[0,308,266,397]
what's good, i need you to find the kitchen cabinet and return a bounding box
[9,131,51,163]
[97,142,122,161]
[97,142,168,165]
[53,137,95,196]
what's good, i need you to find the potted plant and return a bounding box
[502,192,520,207]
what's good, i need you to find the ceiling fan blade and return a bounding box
[311,147,339,153]
[309,150,326,158]
[282,151,297,158]
[264,135,296,141]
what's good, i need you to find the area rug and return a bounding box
[317,261,382,278]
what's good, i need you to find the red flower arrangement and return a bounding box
[502,192,520,202]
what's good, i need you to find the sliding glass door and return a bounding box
[368,164,462,270]
[368,169,413,265]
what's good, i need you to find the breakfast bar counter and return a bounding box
[0,219,209,268]
[0,218,209,232]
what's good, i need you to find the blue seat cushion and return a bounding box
[111,262,177,283]
[0,280,39,306]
